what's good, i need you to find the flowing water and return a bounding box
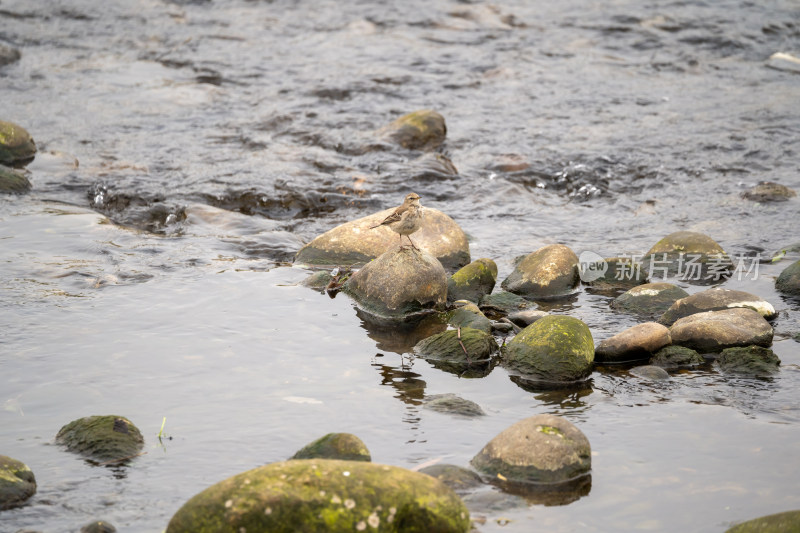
[2,0,800,531]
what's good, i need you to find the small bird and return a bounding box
[370,192,423,250]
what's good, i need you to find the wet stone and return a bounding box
[580,256,648,291]
[418,464,484,494]
[641,231,731,282]
[447,258,498,304]
[414,327,498,364]
[717,345,780,376]
[0,455,37,510]
[726,509,800,533]
[0,165,32,194]
[507,309,549,327]
[479,291,532,316]
[741,181,797,202]
[659,288,776,326]
[669,308,773,354]
[501,244,580,299]
[300,270,333,290]
[629,365,670,380]
[595,322,672,364]
[445,302,492,334]
[291,433,371,462]
[776,259,800,297]
[55,415,144,462]
[409,152,459,179]
[0,120,36,167]
[378,109,447,151]
[611,282,690,318]
[80,521,117,533]
[0,44,21,67]
[423,393,485,417]
[650,345,705,369]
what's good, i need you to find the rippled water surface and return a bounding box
[2,0,800,531]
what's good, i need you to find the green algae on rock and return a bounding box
[55,415,144,462]
[650,345,705,369]
[0,455,36,510]
[0,120,36,167]
[447,258,498,304]
[295,206,469,270]
[166,459,470,533]
[717,345,780,376]
[471,414,591,485]
[291,433,371,462]
[501,244,580,299]
[445,301,492,333]
[378,109,447,151]
[0,164,32,193]
[502,315,594,385]
[414,327,498,364]
[726,509,800,533]
[776,259,800,297]
[659,288,776,326]
[343,247,447,319]
[611,282,690,318]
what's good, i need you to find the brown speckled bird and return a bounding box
[370,192,423,250]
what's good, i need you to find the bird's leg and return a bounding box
[406,236,419,251]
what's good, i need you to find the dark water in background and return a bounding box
[2,0,800,531]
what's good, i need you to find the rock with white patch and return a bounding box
[659,288,776,326]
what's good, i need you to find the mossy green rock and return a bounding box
[447,258,498,303]
[414,327,498,363]
[300,270,334,290]
[55,415,144,462]
[471,414,591,484]
[0,455,36,510]
[670,308,773,353]
[611,282,690,318]
[650,345,705,368]
[726,510,800,532]
[80,521,117,533]
[776,259,800,297]
[418,464,483,494]
[503,316,594,384]
[501,244,580,299]
[292,433,371,462]
[642,231,731,281]
[0,120,36,166]
[717,345,780,375]
[378,109,447,151]
[295,206,469,270]
[343,247,447,319]
[445,302,491,333]
[166,459,471,533]
[0,164,32,193]
[659,288,776,326]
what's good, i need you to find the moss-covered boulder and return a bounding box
[726,509,800,532]
[0,164,31,193]
[650,345,705,369]
[641,231,731,282]
[776,259,800,297]
[479,291,532,316]
[471,414,591,484]
[300,270,334,290]
[291,433,371,462]
[0,120,36,167]
[717,345,780,375]
[669,308,773,353]
[423,393,485,417]
[659,288,776,326]
[418,464,484,494]
[55,415,144,462]
[445,302,491,333]
[502,316,594,385]
[611,282,690,318]
[447,258,497,303]
[378,110,447,151]
[166,459,471,533]
[741,181,797,202]
[629,365,670,380]
[579,255,647,290]
[295,206,469,270]
[414,327,498,364]
[80,521,117,533]
[594,322,671,364]
[343,247,447,319]
[0,455,36,510]
[501,244,580,299]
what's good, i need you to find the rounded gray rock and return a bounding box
[717,345,780,375]
[650,345,705,369]
[611,282,689,318]
[659,288,776,326]
[776,259,800,297]
[447,258,497,304]
[0,455,36,510]
[669,308,773,353]
[501,244,580,299]
[595,322,671,364]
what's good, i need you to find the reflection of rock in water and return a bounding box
[357,308,446,354]
[491,474,592,507]
[509,374,593,393]
[374,364,426,405]
[425,357,495,379]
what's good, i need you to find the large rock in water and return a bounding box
[611,282,689,318]
[641,231,731,282]
[295,206,469,270]
[501,244,580,299]
[0,455,37,510]
[726,509,800,533]
[471,414,591,484]
[378,109,447,151]
[650,345,705,369]
[776,259,800,297]
[0,120,36,166]
[447,258,497,303]
[55,415,144,462]
[669,308,773,353]
[594,322,671,364]
[659,288,776,326]
[717,345,780,375]
[414,327,498,364]
[166,459,470,533]
[343,247,447,319]
[291,433,371,462]
[502,315,594,385]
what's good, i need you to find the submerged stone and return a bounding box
[669,308,773,353]
[423,393,485,417]
[410,152,459,178]
[479,291,532,316]
[776,259,800,297]
[629,365,670,380]
[0,164,32,193]
[741,181,797,202]
[0,44,21,67]
[580,256,647,290]
[717,345,780,375]
[300,270,334,290]
[611,282,690,318]
[503,315,594,385]
[0,120,36,167]
[80,521,117,533]
[166,459,471,533]
[418,464,484,494]
[291,433,371,462]
[447,258,498,304]
[0,455,36,510]
[378,109,447,151]
[641,231,731,282]
[471,414,591,484]
[501,244,580,299]
[55,415,144,462]
[726,509,800,533]
[594,322,671,364]
[650,345,705,369]
[295,206,469,270]
[344,247,447,319]
[659,288,776,326]
[414,327,498,364]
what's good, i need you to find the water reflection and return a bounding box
[373,362,426,406]
[356,308,446,354]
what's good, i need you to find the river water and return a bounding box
[2,0,799,531]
